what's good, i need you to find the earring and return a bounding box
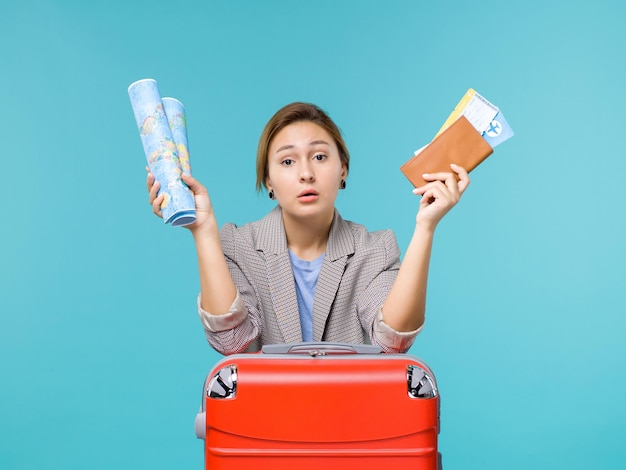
[340,180,346,190]
[268,190,275,200]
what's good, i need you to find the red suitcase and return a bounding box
[195,343,441,469]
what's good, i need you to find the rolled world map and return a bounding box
[128,78,196,227]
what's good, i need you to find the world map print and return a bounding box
[128,79,196,227]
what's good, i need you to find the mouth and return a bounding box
[298,189,319,198]
[297,189,319,202]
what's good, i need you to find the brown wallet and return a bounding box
[400,115,493,187]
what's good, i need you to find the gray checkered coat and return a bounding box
[201,206,419,354]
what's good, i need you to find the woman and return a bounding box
[147,102,469,355]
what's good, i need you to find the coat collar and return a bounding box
[255,206,355,260]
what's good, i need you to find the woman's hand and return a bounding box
[146,169,216,233]
[411,163,470,231]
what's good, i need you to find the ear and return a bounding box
[340,163,348,180]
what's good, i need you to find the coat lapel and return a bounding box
[255,207,355,344]
[312,211,354,341]
[256,207,302,343]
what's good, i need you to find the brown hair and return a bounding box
[256,102,350,191]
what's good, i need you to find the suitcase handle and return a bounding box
[261,342,382,356]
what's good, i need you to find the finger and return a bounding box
[419,188,437,206]
[421,171,456,183]
[148,178,161,204]
[450,163,470,193]
[442,170,461,199]
[425,168,461,198]
[146,170,157,192]
[412,179,447,195]
[181,173,207,196]
[152,193,164,217]
[414,184,448,207]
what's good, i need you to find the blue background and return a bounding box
[1,1,625,468]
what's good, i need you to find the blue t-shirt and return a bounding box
[288,250,325,342]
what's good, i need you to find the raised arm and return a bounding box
[381,164,470,331]
[147,171,237,314]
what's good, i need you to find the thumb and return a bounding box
[181,173,206,194]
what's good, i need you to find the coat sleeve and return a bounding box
[196,223,263,355]
[355,229,422,353]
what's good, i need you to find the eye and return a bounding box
[281,158,295,166]
[313,154,327,161]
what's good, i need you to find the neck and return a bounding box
[282,210,334,261]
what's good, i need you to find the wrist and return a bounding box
[189,216,219,240]
[414,221,436,237]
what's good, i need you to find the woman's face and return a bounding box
[266,120,347,222]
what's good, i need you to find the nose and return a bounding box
[299,160,315,182]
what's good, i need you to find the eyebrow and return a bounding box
[275,140,330,154]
